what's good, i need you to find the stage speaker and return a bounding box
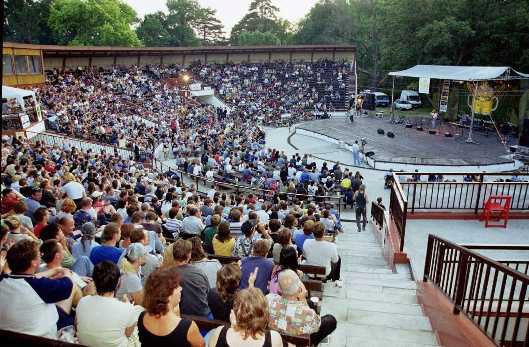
[387,131,395,138]
[405,124,413,128]
[428,130,436,135]
[444,132,453,138]
[416,126,423,131]
[520,118,529,147]
[365,151,375,158]
[377,128,385,135]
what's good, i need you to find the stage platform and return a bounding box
[294,117,523,172]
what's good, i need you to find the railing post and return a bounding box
[411,182,417,213]
[423,235,434,281]
[399,200,407,252]
[474,173,484,214]
[453,252,469,315]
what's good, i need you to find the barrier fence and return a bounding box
[389,177,408,251]
[370,201,385,230]
[397,173,529,214]
[423,235,529,346]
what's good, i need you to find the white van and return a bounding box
[373,92,390,107]
[400,90,422,108]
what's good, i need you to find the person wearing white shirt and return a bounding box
[181,206,205,236]
[303,222,341,285]
[76,261,143,347]
[60,174,86,202]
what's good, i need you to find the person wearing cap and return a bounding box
[266,269,336,346]
[117,243,147,306]
[72,222,100,259]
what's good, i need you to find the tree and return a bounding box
[48,0,141,46]
[4,0,55,44]
[237,31,281,46]
[230,0,288,44]
[192,7,225,45]
[136,12,171,47]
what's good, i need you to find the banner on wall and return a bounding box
[419,77,430,94]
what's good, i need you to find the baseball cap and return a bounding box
[125,243,147,262]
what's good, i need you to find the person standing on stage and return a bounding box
[431,109,439,130]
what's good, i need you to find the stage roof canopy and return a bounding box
[388,65,529,81]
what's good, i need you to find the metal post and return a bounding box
[423,235,434,282]
[411,182,417,213]
[466,81,477,144]
[390,76,395,121]
[453,252,469,315]
[474,173,484,214]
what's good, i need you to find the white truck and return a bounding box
[399,90,422,108]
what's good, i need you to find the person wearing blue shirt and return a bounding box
[239,240,274,294]
[300,170,311,184]
[89,223,124,266]
[294,220,315,253]
[25,188,44,219]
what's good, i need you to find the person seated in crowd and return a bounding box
[76,261,144,347]
[269,246,304,295]
[24,187,44,219]
[233,219,268,258]
[208,287,283,347]
[303,222,342,286]
[181,205,205,239]
[4,215,37,243]
[139,266,205,347]
[90,222,124,266]
[319,209,337,235]
[272,227,296,264]
[73,197,96,229]
[240,239,273,294]
[228,208,244,235]
[208,263,241,322]
[117,243,147,306]
[0,239,77,337]
[212,221,235,257]
[32,206,49,238]
[201,213,220,254]
[60,172,86,206]
[294,219,314,253]
[72,222,99,259]
[40,223,77,270]
[164,206,183,237]
[267,269,337,346]
[189,236,221,289]
[129,227,160,282]
[170,239,211,317]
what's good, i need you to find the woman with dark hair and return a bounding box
[212,221,234,256]
[189,236,221,288]
[269,246,304,295]
[272,228,296,264]
[138,266,204,347]
[208,288,283,347]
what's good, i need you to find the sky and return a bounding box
[124,0,319,33]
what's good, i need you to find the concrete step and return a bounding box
[343,277,418,290]
[341,255,388,266]
[343,337,439,347]
[321,297,424,317]
[330,324,439,346]
[341,271,411,281]
[340,264,394,274]
[345,310,433,331]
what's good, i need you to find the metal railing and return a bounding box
[396,173,529,214]
[423,235,529,346]
[371,201,385,230]
[389,177,408,251]
[461,244,529,277]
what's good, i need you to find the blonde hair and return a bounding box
[233,288,269,339]
[61,198,77,213]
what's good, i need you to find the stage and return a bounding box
[294,117,523,172]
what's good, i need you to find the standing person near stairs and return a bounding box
[353,184,368,232]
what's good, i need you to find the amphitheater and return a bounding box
[1,43,528,347]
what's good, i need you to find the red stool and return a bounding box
[481,195,512,228]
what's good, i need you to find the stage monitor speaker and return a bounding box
[416,126,423,131]
[444,132,453,138]
[405,124,413,128]
[387,131,395,138]
[377,128,385,135]
[428,130,436,135]
[520,118,529,147]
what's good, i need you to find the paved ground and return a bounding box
[296,117,513,165]
[405,219,529,280]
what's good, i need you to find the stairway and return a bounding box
[320,223,441,347]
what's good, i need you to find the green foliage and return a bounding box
[237,31,281,46]
[136,12,171,47]
[48,0,141,46]
[231,0,289,44]
[4,0,55,44]
[193,7,225,45]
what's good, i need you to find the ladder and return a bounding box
[439,80,450,112]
